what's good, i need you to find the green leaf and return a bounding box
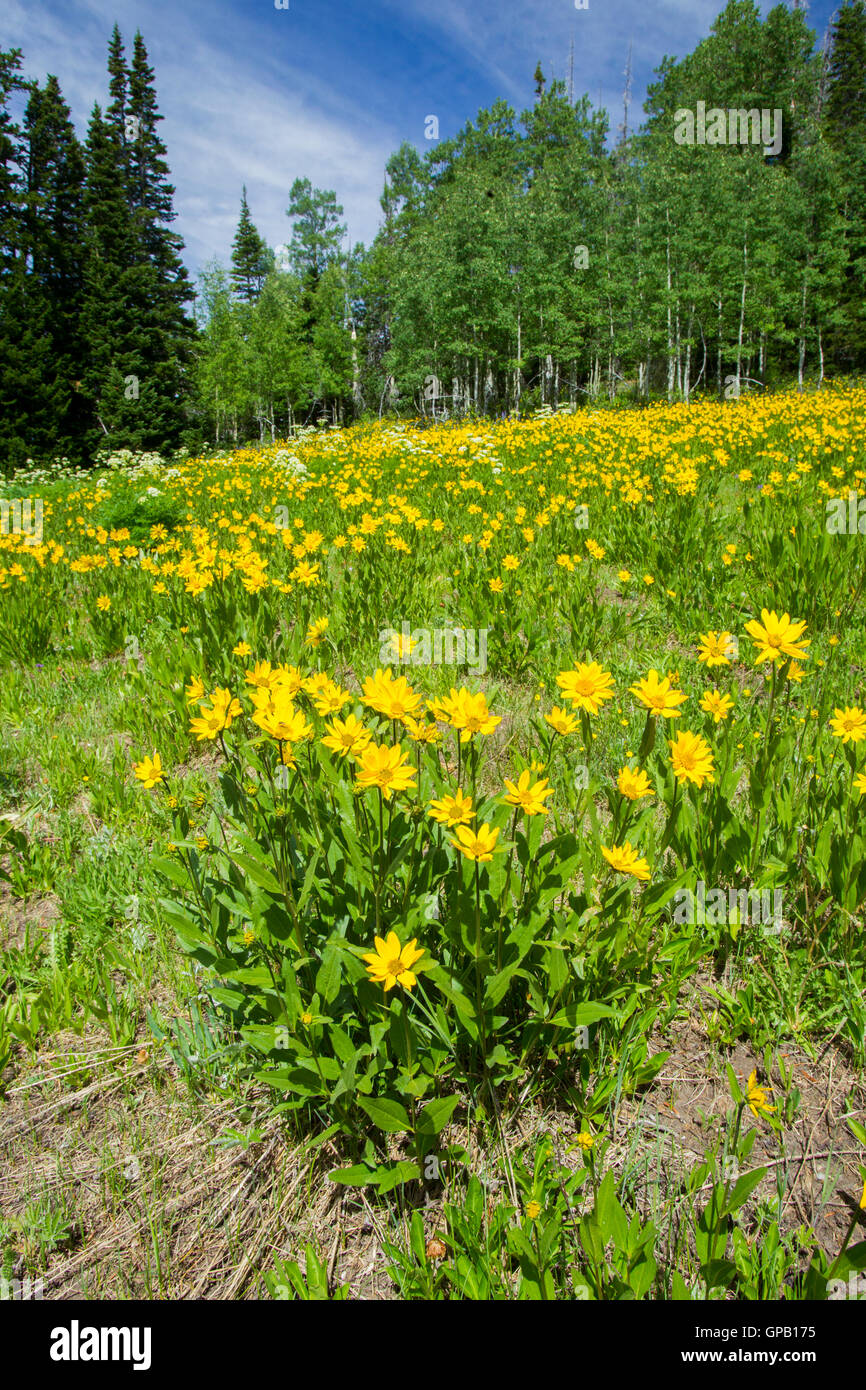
[595,1170,628,1250]
[723,1166,767,1215]
[700,1258,737,1290]
[427,964,476,1020]
[315,939,343,1004]
[549,1001,615,1029]
[152,854,193,891]
[255,1066,325,1097]
[376,1160,421,1193]
[328,1163,378,1187]
[417,1095,460,1136]
[231,851,285,898]
[357,1095,413,1133]
[725,1062,744,1105]
[845,1117,866,1147]
[483,962,522,1007]
[329,1025,357,1065]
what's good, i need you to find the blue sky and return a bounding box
[5,0,839,279]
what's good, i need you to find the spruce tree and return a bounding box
[105,23,132,202]
[825,0,866,148]
[126,30,195,447]
[80,102,147,452]
[24,76,88,459]
[230,186,272,301]
[0,48,50,472]
[824,0,866,363]
[0,47,25,281]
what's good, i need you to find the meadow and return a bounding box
[1,386,865,1301]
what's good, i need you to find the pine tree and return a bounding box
[105,23,132,201]
[230,187,272,301]
[0,47,25,281]
[126,30,195,447]
[80,102,147,451]
[0,47,44,472]
[24,76,88,459]
[825,0,866,149]
[824,0,866,363]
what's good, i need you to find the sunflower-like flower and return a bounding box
[304,617,329,647]
[321,712,373,759]
[447,688,501,742]
[189,688,243,741]
[669,729,715,788]
[745,1069,775,1120]
[273,664,305,698]
[700,689,735,723]
[744,609,810,666]
[616,766,653,801]
[311,678,353,717]
[244,660,282,692]
[697,630,736,668]
[556,661,615,715]
[384,630,416,661]
[428,789,474,827]
[252,687,313,744]
[601,841,651,882]
[355,742,417,799]
[545,705,578,735]
[362,668,423,722]
[502,768,554,816]
[629,669,687,719]
[403,715,442,744]
[449,822,501,861]
[829,705,866,745]
[362,932,425,992]
[290,559,320,586]
[133,752,164,788]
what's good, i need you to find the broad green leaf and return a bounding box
[357,1095,413,1133]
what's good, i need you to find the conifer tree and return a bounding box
[230,187,272,301]
[80,102,147,451]
[824,0,866,363]
[24,76,88,458]
[0,47,42,471]
[126,30,195,445]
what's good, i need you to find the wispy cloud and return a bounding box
[5,0,839,276]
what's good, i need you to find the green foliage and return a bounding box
[95,481,187,545]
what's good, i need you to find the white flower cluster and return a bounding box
[95,447,168,479]
[273,449,308,478]
[1,457,91,490]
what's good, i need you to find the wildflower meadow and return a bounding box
[3,0,866,1330]
[1,387,865,1305]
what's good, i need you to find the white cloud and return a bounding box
[6,0,395,275]
[5,0,828,278]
